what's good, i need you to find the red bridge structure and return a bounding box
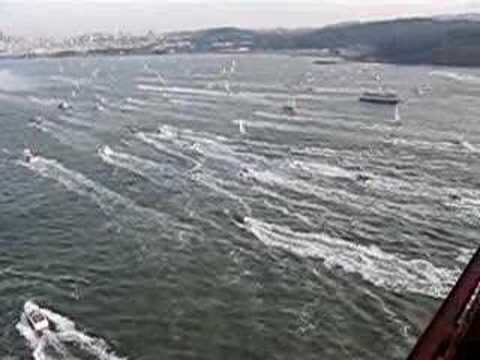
[408,247,480,360]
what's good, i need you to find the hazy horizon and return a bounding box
[2,0,480,38]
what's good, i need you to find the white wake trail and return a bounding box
[98,145,177,187]
[18,155,166,225]
[245,218,460,299]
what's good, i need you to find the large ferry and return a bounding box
[359,91,401,105]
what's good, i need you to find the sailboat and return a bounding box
[238,119,246,134]
[282,96,297,116]
[394,105,401,122]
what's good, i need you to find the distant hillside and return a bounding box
[300,17,480,66]
[181,17,480,66]
[3,16,480,66]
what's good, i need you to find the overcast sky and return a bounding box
[2,0,480,38]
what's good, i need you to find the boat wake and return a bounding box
[16,301,125,360]
[18,155,166,226]
[136,131,199,166]
[29,96,64,107]
[288,159,356,180]
[57,114,92,129]
[245,218,460,299]
[98,145,181,187]
[32,120,98,149]
[430,70,480,84]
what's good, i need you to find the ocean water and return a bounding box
[0,54,479,360]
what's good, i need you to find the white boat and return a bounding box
[23,148,36,163]
[359,91,400,105]
[24,302,49,334]
[58,101,71,110]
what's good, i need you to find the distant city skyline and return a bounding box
[2,0,480,38]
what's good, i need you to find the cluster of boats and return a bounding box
[280,72,401,116]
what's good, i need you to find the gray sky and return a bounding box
[2,0,480,38]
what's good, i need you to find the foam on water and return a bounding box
[136,131,199,166]
[57,115,92,129]
[118,104,141,113]
[191,171,252,215]
[261,198,315,227]
[461,141,480,154]
[154,125,179,141]
[139,126,461,223]
[140,126,251,169]
[0,70,32,92]
[246,119,322,135]
[137,84,225,98]
[386,137,467,154]
[32,120,97,149]
[16,301,125,360]
[18,155,166,225]
[168,98,219,111]
[125,97,148,107]
[98,145,179,187]
[137,84,292,107]
[456,248,476,264]
[430,70,480,84]
[48,75,86,87]
[29,96,63,107]
[254,110,386,132]
[289,160,355,179]
[245,218,460,298]
[243,167,356,206]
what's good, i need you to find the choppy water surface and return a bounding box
[0,54,479,360]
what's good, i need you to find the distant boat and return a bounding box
[359,91,400,105]
[312,58,343,65]
[58,101,71,110]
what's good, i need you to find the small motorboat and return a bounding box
[232,212,245,224]
[97,145,114,157]
[282,105,297,116]
[359,91,401,105]
[24,302,49,335]
[448,193,462,201]
[356,174,371,183]
[23,148,36,163]
[58,101,71,110]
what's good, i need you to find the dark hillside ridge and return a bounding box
[192,18,480,66]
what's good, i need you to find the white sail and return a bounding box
[394,105,401,122]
